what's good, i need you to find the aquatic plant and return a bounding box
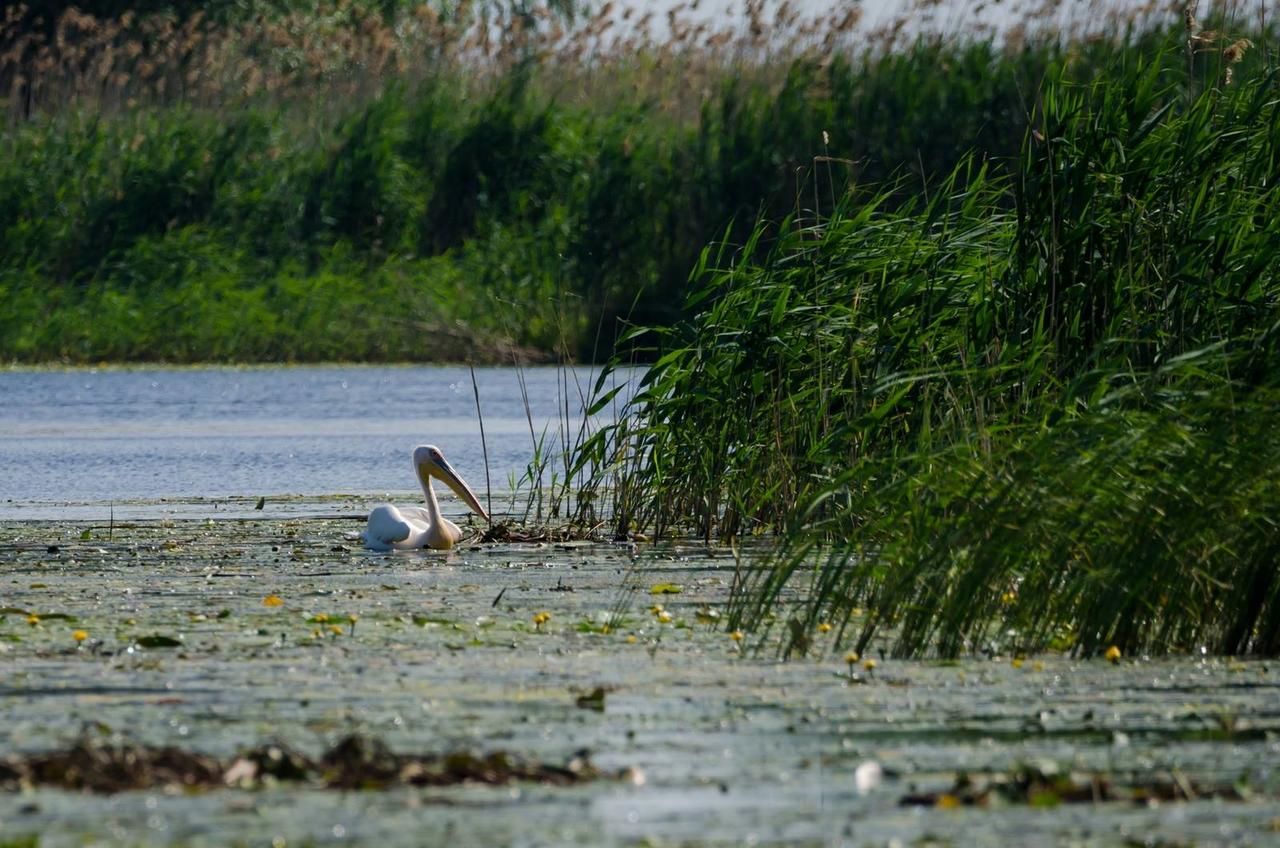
[3,1,1259,363]
[573,20,1280,657]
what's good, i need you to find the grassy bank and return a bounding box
[0,0,1241,363]
[568,13,1280,657]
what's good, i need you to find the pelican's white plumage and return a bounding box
[362,445,488,551]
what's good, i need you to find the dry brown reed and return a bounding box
[0,0,1266,126]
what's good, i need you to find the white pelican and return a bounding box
[363,445,489,551]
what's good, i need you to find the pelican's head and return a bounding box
[413,445,490,522]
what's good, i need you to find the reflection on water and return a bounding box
[0,365,631,510]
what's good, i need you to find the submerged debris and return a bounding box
[899,762,1255,808]
[476,522,594,544]
[0,734,609,794]
[573,685,614,711]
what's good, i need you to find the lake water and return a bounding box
[2,515,1278,846]
[0,366,630,518]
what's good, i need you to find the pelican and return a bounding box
[362,445,489,551]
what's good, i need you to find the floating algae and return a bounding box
[1,499,1279,846]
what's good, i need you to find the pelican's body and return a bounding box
[363,445,489,551]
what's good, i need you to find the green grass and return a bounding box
[569,27,1280,657]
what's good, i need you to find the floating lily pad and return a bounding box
[135,634,183,649]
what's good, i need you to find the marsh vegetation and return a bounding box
[3,5,1280,841]
[3,0,1267,363]
[555,5,1280,659]
[2,0,1278,658]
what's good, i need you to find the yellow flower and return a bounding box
[262,595,284,608]
[656,610,673,624]
[844,650,859,665]
[936,793,962,810]
[25,614,40,626]
[1000,591,1018,605]
[347,613,359,624]
[533,612,551,629]
[72,629,88,643]
[313,613,329,623]
[649,604,664,615]
[817,622,832,634]
[862,658,878,672]
[730,630,744,642]
[1011,657,1024,669]
[625,634,638,644]
[328,624,344,636]
[1105,645,1122,664]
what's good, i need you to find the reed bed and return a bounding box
[569,9,1280,657]
[2,0,1254,362]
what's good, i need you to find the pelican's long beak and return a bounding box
[425,456,490,523]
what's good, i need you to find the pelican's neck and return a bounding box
[416,464,461,549]
[419,468,443,525]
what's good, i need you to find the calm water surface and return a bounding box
[0,366,629,514]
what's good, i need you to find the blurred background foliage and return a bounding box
[0,0,1272,362]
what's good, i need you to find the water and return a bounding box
[0,518,1277,846]
[0,366,629,517]
[2,366,1278,845]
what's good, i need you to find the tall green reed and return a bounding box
[573,26,1280,656]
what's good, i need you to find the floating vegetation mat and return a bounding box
[898,762,1258,809]
[0,733,608,794]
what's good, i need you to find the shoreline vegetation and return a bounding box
[0,0,1253,364]
[5,1,1279,659]
[557,4,1278,658]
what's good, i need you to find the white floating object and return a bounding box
[854,760,883,795]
